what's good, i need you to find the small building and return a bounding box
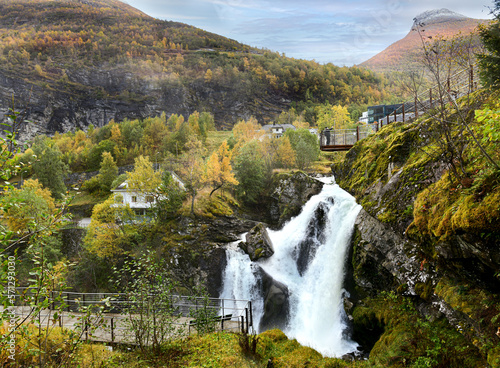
[367,104,402,123]
[111,180,155,215]
[308,128,319,137]
[261,123,296,139]
[359,111,369,124]
[111,172,185,215]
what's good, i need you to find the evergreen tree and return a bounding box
[32,137,69,199]
[154,172,186,221]
[98,152,119,192]
[81,151,118,195]
[478,0,500,88]
[234,140,267,205]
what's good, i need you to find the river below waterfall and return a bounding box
[220,178,362,357]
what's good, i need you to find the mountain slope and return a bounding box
[0,0,390,139]
[360,9,489,73]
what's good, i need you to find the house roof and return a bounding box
[112,181,129,192]
[261,123,296,131]
[111,171,186,193]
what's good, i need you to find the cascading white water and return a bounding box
[220,178,361,357]
[219,235,265,331]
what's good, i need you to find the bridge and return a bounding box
[320,64,480,152]
[320,125,374,152]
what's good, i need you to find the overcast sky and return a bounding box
[123,0,494,66]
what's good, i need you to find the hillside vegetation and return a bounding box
[0,0,397,137]
[333,87,500,367]
[2,1,500,367]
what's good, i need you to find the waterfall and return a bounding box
[220,178,361,357]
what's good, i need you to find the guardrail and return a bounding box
[10,288,254,342]
[320,125,375,151]
[376,64,479,129]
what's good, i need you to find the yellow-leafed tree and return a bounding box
[84,196,133,258]
[276,136,296,169]
[1,179,56,233]
[232,117,264,145]
[205,140,239,196]
[316,104,353,131]
[126,155,162,200]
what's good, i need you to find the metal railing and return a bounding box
[376,64,479,129]
[320,125,375,151]
[320,64,481,151]
[10,288,253,343]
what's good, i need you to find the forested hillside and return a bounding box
[0,0,396,138]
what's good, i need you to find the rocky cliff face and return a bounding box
[0,68,290,140]
[334,119,500,364]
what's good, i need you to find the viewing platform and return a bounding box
[320,126,374,152]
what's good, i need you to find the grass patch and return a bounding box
[68,191,106,207]
[180,188,239,218]
[206,130,233,153]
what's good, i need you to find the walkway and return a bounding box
[320,64,480,152]
[8,289,253,345]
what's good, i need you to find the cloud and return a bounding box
[124,0,494,65]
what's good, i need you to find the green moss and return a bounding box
[197,192,236,218]
[377,210,396,223]
[257,329,357,368]
[488,345,500,367]
[353,293,486,367]
[434,277,500,351]
[414,280,433,300]
[412,167,500,243]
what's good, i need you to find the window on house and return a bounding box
[146,195,154,203]
[131,196,137,203]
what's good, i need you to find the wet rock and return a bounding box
[267,171,324,227]
[295,199,333,276]
[238,223,274,261]
[256,266,289,331]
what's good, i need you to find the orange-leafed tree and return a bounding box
[232,117,264,152]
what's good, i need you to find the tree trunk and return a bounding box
[190,191,196,215]
[209,184,223,197]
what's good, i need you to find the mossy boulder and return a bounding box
[266,171,324,227]
[238,223,274,261]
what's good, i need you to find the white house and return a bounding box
[261,123,296,139]
[111,180,154,215]
[111,171,185,215]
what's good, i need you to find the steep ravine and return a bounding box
[333,119,500,365]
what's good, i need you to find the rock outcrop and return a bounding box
[256,266,290,332]
[334,117,500,363]
[0,67,290,140]
[238,223,274,261]
[267,171,324,227]
[351,208,434,296]
[163,215,257,297]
